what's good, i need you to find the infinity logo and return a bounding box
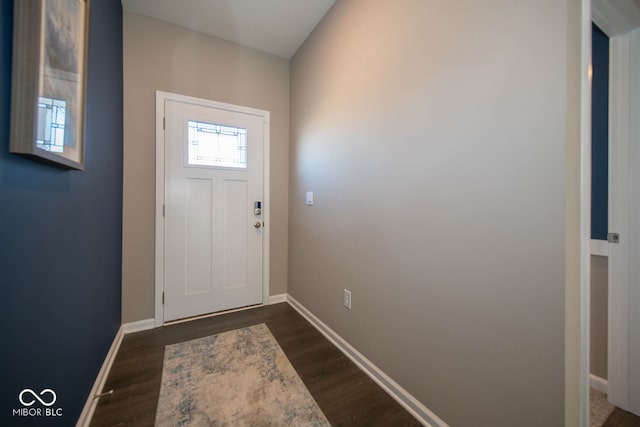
[18,389,57,407]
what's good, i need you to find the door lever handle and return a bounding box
[254,222,262,229]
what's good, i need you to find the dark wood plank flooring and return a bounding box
[90,303,421,426]
[605,408,640,427]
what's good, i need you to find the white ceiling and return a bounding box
[121,0,335,59]
[121,0,640,58]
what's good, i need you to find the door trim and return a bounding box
[154,90,270,327]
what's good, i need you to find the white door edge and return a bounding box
[607,32,631,410]
[154,90,270,327]
[592,5,640,414]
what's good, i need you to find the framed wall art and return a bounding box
[10,0,89,170]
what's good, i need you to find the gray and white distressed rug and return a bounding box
[155,323,330,426]
[590,388,615,427]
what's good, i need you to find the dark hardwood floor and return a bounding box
[605,408,640,427]
[90,303,420,426]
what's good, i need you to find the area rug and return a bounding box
[155,323,330,426]
[590,388,615,427]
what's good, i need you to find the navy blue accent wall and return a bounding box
[591,24,609,240]
[0,1,123,425]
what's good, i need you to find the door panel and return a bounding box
[185,178,213,295]
[608,28,640,416]
[223,179,248,289]
[164,99,264,322]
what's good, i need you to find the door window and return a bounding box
[187,120,247,168]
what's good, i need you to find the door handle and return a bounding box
[254,222,262,229]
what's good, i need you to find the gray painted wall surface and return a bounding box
[122,12,290,322]
[590,255,608,379]
[289,1,579,426]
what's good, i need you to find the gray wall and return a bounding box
[122,12,290,322]
[590,255,608,379]
[289,1,580,426]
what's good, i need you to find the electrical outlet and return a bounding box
[344,289,352,310]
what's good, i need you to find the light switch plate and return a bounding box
[306,191,314,206]
[344,289,351,310]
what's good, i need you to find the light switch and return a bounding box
[306,191,314,206]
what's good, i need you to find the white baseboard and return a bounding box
[286,295,448,427]
[268,294,287,304]
[76,326,125,427]
[590,374,609,394]
[77,319,156,426]
[123,318,155,334]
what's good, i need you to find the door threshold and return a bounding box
[163,303,263,326]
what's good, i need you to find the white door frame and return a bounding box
[154,90,271,327]
[576,2,592,426]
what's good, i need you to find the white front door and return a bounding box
[607,29,640,416]
[163,99,265,322]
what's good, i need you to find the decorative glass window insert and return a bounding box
[36,97,66,153]
[187,120,247,168]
